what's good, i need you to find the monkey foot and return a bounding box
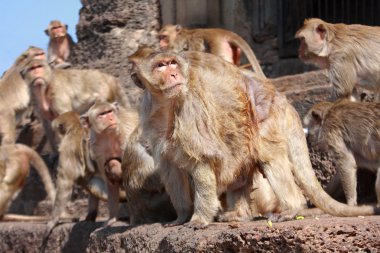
[164,217,189,227]
[266,212,296,222]
[184,219,210,229]
[217,210,251,222]
[103,217,118,227]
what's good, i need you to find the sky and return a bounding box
[0,1,82,74]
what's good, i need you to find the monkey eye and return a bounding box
[52,26,62,30]
[157,62,166,68]
[98,109,113,117]
[28,64,42,71]
[169,60,177,66]
[158,35,167,40]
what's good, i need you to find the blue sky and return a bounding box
[0,1,81,74]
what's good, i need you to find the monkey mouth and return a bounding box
[163,83,183,95]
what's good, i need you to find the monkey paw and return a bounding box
[217,211,251,222]
[103,217,118,227]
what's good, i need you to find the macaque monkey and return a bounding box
[81,101,138,225]
[133,51,262,227]
[158,24,266,78]
[49,111,110,229]
[295,18,380,101]
[0,143,55,219]
[45,20,75,68]
[132,51,380,227]
[304,99,380,206]
[20,59,130,152]
[0,46,46,145]
[122,125,176,225]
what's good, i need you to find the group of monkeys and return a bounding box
[0,17,379,233]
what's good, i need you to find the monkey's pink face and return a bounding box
[152,58,186,98]
[24,63,46,87]
[96,108,118,131]
[50,24,66,39]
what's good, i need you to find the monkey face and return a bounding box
[21,60,49,88]
[82,102,120,134]
[136,53,189,99]
[45,21,67,39]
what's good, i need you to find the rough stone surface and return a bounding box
[1,217,379,253]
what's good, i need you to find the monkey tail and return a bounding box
[228,33,266,79]
[287,107,380,216]
[20,144,56,203]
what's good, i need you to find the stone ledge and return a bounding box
[1,216,379,252]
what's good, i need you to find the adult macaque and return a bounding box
[158,24,266,78]
[45,20,75,68]
[0,46,46,145]
[49,111,109,229]
[134,51,263,227]
[133,51,379,226]
[20,59,130,152]
[0,144,55,219]
[122,125,176,225]
[81,101,138,225]
[304,99,380,206]
[295,18,380,101]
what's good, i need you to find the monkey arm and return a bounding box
[329,60,357,99]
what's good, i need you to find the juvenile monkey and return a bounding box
[0,143,55,219]
[304,99,380,206]
[158,24,266,78]
[0,46,46,145]
[45,20,75,68]
[133,51,380,226]
[21,59,130,152]
[122,125,177,225]
[295,18,380,101]
[49,111,109,228]
[81,101,138,224]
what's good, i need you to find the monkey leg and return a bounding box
[160,160,192,226]
[335,150,358,206]
[0,185,17,216]
[106,181,120,222]
[262,153,307,220]
[376,168,380,205]
[187,163,220,227]
[217,186,251,222]
[85,194,99,221]
[0,110,16,145]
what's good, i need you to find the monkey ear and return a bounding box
[19,67,28,80]
[80,115,91,129]
[175,25,182,32]
[316,24,327,40]
[66,24,68,30]
[44,29,49,36]
[131,73,145,89]
[310,109,323,124]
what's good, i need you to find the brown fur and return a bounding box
[158,24,266,78]
[81,101,138,224]
[0,143,55,219]
[295,18,380,101]
[122,125,176,224]
[45,20,75,68]
[304,99,380,206]
[134,51,260,226]
[20,59,130,153]
[49,111,110,229]
[0,46,45,145]
[239,71,380,219]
